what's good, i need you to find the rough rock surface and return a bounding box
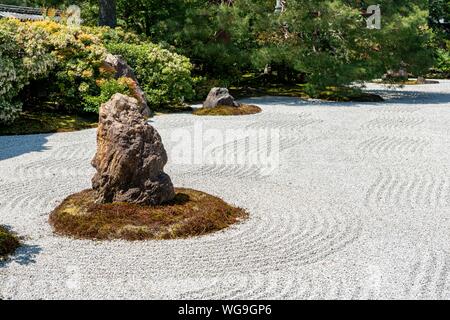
[203,87,240,108]
[103,53,151,117]
[91,93,175,205]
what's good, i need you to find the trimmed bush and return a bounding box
[0,20,196,121]
[435,43,450,77]
[0,19,56,124]
[25,20,109,113]
[107,43,195,108]
[85,26,144,45]
[0,19,108,119]
[83,77,134,113]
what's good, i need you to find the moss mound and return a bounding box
[376,79,440,85]
[193,104,262,116]
[0,226,20,258]
[49,188,248,240]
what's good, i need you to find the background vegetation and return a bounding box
[0,0,449,127]
[0,19,195,124]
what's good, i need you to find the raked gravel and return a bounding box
[1,81,450,299]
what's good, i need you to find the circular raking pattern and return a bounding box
[0,81,450,299]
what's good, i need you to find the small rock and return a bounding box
[203,87,240,108]
[91,93,175,205]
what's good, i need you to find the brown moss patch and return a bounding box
[193,104,262,116]
[0,226,20,259]
[49,188,248,240]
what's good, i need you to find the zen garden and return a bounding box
[0,0,449,301]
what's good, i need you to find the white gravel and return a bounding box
[1,81,450,299]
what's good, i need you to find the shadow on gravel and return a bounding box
[366,89,450,105]
[0,133,51,161]
[241,90,450,108]
[0,243,42,268]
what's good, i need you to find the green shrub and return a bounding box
[85,26,144,45]
[435,43,450,77]
[0,19,55,124]
[28,20,109,113]
[83,77,134,112]
[107,42,195,108]
[0,20,197,120]
[0,19,109,117]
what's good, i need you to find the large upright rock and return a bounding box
[203,87,240,108]
[92,93,175,205]
[103,53,151,117]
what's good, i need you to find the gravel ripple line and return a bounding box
[405,251,449,299]
[357,136,430,158]
[364,169,450,209]
[12,158,92,181]
[0,181,82,213]
[362,116,425,130]
[372,106,420,114]
[180,205,362,275]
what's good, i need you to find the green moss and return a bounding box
[229,84,384,102]
[0,112,98,136]
[374,79,440,85]
[193,104,262,116]
[316,88,384,102]
[0,226,20,258]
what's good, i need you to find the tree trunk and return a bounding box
[99,0,117,28]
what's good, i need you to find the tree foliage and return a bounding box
[1,0,441,94]
[97,0,434,89]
